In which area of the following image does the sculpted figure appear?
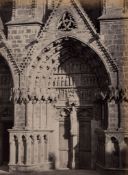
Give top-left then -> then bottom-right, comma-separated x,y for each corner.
114,87 -> 120,103
107,85 -> 115,102
10,88 -> 25,103
70,104 -> 78,136
98,85 -> 117,102
21,88 -> 28,103
120,88 -> 128,103
10,87 -> 14,101
14,88 -> 22,103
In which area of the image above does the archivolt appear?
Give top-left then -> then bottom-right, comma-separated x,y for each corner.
27,37 -> 118,90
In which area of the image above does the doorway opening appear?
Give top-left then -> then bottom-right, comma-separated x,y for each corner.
31,37 -> 111,170
47,37 -> 110,169
0,58 -> 13,167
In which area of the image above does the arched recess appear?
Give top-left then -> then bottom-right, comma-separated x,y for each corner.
27,36 -> 117,87
0,56 -> 14,166
26,37 -> 117,169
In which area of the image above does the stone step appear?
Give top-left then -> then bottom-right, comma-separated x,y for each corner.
0,169 -> 100,175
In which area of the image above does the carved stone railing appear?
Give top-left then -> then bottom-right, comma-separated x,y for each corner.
8,129 -> 53,172
96,129 -> 128,170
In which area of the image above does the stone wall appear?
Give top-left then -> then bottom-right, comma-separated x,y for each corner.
100,20 -> 128,84
0,0 -> 125,172
100,0 -> 128,130
0,0 -> 102,30
7,24 -> 40,66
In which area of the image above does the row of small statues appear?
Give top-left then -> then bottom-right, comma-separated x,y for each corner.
10,86 -> 128,104
10,88 -> 58,104
97,86 -> 128,103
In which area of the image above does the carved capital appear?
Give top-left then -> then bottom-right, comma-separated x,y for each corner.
96,86 -> 128,104
10,88 -> 41,104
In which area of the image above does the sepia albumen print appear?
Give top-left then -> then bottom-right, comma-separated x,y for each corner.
0,0 -> 128,175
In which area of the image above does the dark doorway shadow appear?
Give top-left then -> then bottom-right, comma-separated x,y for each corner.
0,58 -> 14,171
43,37 -> 110,170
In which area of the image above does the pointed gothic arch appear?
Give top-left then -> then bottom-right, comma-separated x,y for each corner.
23,36 -> 118,169
27,37 -> 117,88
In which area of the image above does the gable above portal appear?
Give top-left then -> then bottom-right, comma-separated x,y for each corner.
13,0 -> 117,76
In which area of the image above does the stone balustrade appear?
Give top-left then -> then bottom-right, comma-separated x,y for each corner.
8,129 -> 53,172
96,129 -> 128,169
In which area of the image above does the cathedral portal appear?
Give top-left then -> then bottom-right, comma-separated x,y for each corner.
15,37 -> 110,170
0,0 -> 126,173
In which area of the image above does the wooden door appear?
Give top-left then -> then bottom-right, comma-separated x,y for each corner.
78,109 -> 92,169
59,117 -> 70,169
79,121 -> 91,169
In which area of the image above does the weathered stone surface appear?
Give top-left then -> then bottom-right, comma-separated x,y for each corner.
0,0 -> 127,174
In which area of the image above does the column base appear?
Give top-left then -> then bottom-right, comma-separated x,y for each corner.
9,162 -> 53,173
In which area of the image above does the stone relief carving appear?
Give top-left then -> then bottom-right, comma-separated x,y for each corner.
70,104 -> 78,136
96,85 -> 128,104
58,11 -> 77,31
10,87 -> 59,105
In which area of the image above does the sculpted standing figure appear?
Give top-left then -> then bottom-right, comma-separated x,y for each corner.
70,103 -> 78,169
70,104 -> 78,136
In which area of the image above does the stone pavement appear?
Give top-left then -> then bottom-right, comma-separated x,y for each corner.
1,167 -> 128,175
0,168 -> 100,175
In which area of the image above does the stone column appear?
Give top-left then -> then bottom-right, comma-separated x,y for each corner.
72,135 -> 77,169
120,102 -> 128,130
32,101 -> 36,129
45,101 -> 48,128
13,103 -> 17,128
34,102 -> 40,130
40,136 -> 44,163
34,136 -> 38,164
26,136 -> 31,165
107,101 -> 118,130
9,136 -> 16,165
55,118 -> 60,169
37,136 -> 41,163
40,101 -> 44,129
25,101 -> 33,129
44,135 -> 48,161
18,137 -> 22,165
